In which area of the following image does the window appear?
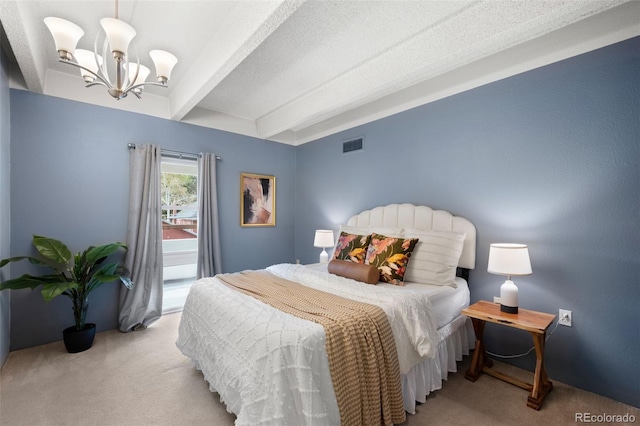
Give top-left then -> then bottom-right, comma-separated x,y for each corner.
161,156 -> 198,313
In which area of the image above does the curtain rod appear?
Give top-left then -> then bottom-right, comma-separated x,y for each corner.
127,143 -> 221,160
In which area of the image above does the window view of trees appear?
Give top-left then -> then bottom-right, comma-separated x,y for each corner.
161,160 -> 198,240
161,158 -> 199,313
162,173 -> 197,216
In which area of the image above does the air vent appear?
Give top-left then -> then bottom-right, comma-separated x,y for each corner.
342,137 -> 364,154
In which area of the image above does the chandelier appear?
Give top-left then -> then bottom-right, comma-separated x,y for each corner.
43,2 -> 177,100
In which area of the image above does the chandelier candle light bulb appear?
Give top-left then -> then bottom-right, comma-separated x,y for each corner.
73,49 -> 103,83
100,17 -> 136,56
43,10 -> 177,100
43,17 -> 84,60
124,63 -> 150,95
150,50 -> 179,83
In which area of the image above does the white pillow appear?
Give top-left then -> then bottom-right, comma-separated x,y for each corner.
403,229 -> 466,287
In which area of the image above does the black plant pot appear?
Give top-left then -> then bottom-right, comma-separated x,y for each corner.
62,323 -> 96,353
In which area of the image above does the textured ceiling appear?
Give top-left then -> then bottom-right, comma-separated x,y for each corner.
1,0 -> 638,145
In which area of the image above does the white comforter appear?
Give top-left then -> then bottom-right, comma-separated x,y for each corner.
176,263 -> 439,426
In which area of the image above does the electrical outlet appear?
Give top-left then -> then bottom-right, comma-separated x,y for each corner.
559,309 -> 572,327
493,296 -> 501,304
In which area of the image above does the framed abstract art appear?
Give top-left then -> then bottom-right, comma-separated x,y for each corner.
240,173 -> 276,227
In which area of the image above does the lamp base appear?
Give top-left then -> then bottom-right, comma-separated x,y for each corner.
500,279 -> 519,314
500,304 -> 518,314
319,249 -> 329,264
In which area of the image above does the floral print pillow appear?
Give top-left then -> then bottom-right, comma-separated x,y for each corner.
365,233 -> 419,285
333,232 -> 371,264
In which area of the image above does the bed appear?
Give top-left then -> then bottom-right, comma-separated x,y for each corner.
177,203 -> 476,425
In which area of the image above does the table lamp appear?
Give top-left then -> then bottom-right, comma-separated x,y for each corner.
313,230 -> 334,263
487,243 -> 532,313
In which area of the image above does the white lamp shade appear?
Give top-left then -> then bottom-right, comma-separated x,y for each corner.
314,230 -> 334,248
487,243 -> 532,276
44,17 -> 84,54
150,50 -> 178,80
100,18 -> 136,54
74,49 -> 102,78
125,63 -> 151,85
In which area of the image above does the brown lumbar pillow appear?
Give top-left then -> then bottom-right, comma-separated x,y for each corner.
328,259 -> 380,285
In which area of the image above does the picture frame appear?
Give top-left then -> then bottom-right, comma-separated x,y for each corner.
240,173 -> 276,227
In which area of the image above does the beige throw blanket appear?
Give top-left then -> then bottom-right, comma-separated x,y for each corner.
217,270 -> 406,426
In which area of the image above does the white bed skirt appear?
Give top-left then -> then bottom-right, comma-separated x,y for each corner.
180,297 -> 474,424
401,315 -> 475,414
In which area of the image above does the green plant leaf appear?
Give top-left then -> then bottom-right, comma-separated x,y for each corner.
114,264 -> 131,276
91,262 -> 119,282
1,256 -> 28,268
86,262 -> 132,293
41,282 -> 78,302
33,274 -> 70,283
0,274 -> 48,291
88,263 -> 118,293
32,236 -> 71,265
0,256 -> 50,268
85,243 -> 126,266
93,273 -> 121,283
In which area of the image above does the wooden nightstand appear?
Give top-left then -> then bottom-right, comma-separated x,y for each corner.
462,300 -> 556,410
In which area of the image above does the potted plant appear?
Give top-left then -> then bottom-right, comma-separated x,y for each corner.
0,235 -> 133,353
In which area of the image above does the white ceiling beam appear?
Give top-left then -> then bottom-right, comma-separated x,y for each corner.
0,1 -> 46,93
169,0 -> 306,122
181,107 -> 260,139
291,0 -> 640,146
255,0 -> 629,140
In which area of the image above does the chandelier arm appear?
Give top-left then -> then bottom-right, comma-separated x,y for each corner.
58,59 -> 112,88
96,33 -> 113,87
127,81 -> 167,91
122,81 -> 168,97
129,45 -> 140,90
85,81 -> 109,89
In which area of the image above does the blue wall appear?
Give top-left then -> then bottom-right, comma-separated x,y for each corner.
5,35 -> 639,408
9,91 -> 296,350
295,37 -> 640,407
0,31 -> 11,367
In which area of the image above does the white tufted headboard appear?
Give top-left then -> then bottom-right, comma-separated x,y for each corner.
347,203 -> 476,270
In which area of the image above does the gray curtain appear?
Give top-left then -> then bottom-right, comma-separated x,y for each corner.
196,152 -> 222,278
119,144 -> 164,332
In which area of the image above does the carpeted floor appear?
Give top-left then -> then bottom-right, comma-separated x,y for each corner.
1,313 -> 637,426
